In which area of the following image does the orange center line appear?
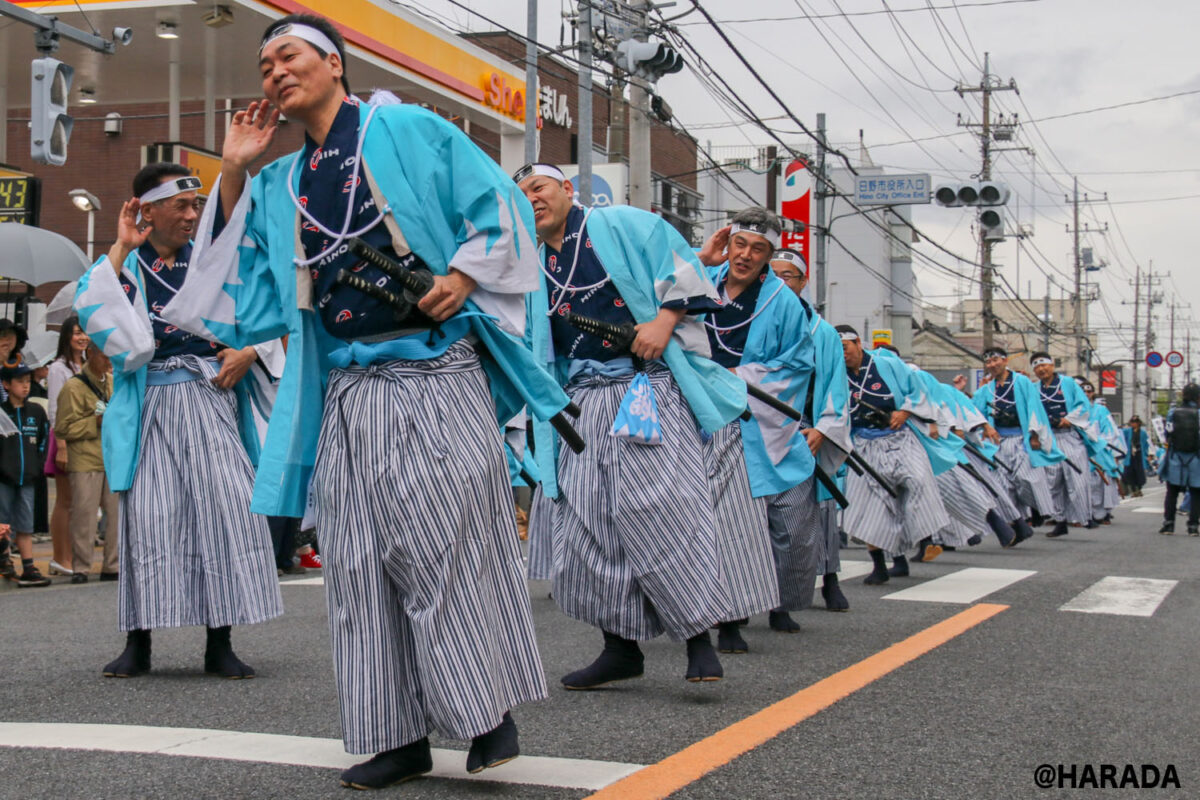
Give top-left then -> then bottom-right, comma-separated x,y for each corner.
585,602 -> 1010,800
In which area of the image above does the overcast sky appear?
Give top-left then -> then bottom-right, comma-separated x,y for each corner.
411,0 -> 1199,370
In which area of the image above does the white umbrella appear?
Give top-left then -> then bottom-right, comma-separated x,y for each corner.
22,330 -> 59,368
0,223 -> 90,285
44,280 -> 79,325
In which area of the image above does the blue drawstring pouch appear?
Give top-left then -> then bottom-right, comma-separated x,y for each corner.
611,372 -> 663,445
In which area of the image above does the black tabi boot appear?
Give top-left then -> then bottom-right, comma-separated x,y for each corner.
1188,523 -> 1199,536
863,549 -> 890,585
1046,520 -> 1070,538
888,554 -> 910,578
684,631 -> 723,682
965,535 -> 983,546
821,572 -> 850,611
1029,509 -> 1046,527
768,608 -> 801,633
561,631 -> 644,690
1159,519 -> 1175,535
204,626 -> 256,679
1085,518 -> 1100,529
716,621 -> 749,653
466,712 -> 519,774
340,737 -> 433,789
102,629 -> 151,678
986,510 -> 1016,548
1012,518 -> 1034,545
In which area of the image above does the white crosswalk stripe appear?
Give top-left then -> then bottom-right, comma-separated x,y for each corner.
882,567 -> 1036,604
0,722 -> 644,791
1060,576 -> 1178,617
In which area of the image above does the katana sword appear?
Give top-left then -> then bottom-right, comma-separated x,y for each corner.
334,242 -> 587,454
564,312 -> 851,509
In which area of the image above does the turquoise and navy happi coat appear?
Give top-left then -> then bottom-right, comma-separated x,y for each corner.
528,204 -> 747,499
155,100 -> 569,517
73,245 -> 277,491
798,297 -> 851,501
705,263 -> 816,497
972,371 -> 1064,467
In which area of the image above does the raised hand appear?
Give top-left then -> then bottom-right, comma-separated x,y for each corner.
106,197 -> 154,273
223,100 -> 280,172
696,225 -> 731,267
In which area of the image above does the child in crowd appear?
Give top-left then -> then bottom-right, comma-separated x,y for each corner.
1,362 -> 51,587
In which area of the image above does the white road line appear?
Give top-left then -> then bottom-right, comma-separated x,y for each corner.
882,568 -> 1036,604
1060,576 -> 1178,617
1132,507 -> 1164,514
281,576 -> 325,586
0,722 -> 644,791
837,560 -> 874,580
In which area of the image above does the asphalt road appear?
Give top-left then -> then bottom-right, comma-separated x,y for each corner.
1,486 -> 1195,799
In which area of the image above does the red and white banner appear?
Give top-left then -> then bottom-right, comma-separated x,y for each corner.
780,159 -> 812,276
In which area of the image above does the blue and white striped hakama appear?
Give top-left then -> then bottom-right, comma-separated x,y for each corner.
526,484 -> 560,581
312,343 -> 546,754
1042,428 -> 1091,524
766,478 -> 822,611
964,447 -> 1021,522
842,428 -> 951,554
995,435 -> 1056,518
553,368 -> 726,642
816,498 -> 841,576
705,422 -> 778,620
934,466 -> 996,545
118,356 -> 282,632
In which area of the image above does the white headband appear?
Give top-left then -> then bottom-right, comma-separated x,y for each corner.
730,222 -> 781,249
1031,356 -> 1054,367
838,331 -> 860,342
770,250 -> 805,271
137,175 -> 203,222
260,23 -> 340,60
513,163 -> 566,184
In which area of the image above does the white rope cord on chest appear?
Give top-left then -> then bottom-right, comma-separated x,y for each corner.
286,103 -> 389,268
544,206 -> 607,316
702,268 -> 786,357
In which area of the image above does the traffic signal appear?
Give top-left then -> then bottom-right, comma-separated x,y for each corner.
979,208 -> 1005,241
31,57 -> 74,166
933,181 -> 1009,208
614,39 -> 684,81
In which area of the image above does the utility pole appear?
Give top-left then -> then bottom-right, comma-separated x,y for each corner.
626,0 -> 652,210
1064,178 -> 1107,382
956,52 -> 1018,352
576,0 -> 593,205
814,112 -> 829,313
1043,278 -> 1051,352
524,0 -> 538,164
1145,265 -> 1163,416
608,70 -> 627,164
1130,264 -> 1140,419
1169,298 -> 1177,406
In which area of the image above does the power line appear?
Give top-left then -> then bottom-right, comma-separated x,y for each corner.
674,0 -> 1041,25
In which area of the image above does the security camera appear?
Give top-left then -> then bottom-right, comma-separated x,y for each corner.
112,27 -> 133,46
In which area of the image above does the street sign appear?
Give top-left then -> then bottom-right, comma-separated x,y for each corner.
1166,350 -> 1184,368
1146,351 -> 1164,368
854,173 -> 931,205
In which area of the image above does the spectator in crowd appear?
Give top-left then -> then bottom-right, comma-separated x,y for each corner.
55,343 -> 119,582
21,332 -> 55,539
0,319 -> 28,403
45,316 -> 89,577
0,362 -> 51,587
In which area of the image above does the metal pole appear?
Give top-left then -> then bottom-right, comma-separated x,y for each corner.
1169,298 -> 1176,406
576,1 -> 593,205
627,0 -> 652,211
1043,278 -> 1051,352
204,27 -> 217,151
85,209 -> 94,261
1073,176 -> 1082,378
524,0 -> 538,164
1132,263 -> 1140,419
815,112 -> 828,313
168,38 -> 181,141
979,53 -> 994,352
